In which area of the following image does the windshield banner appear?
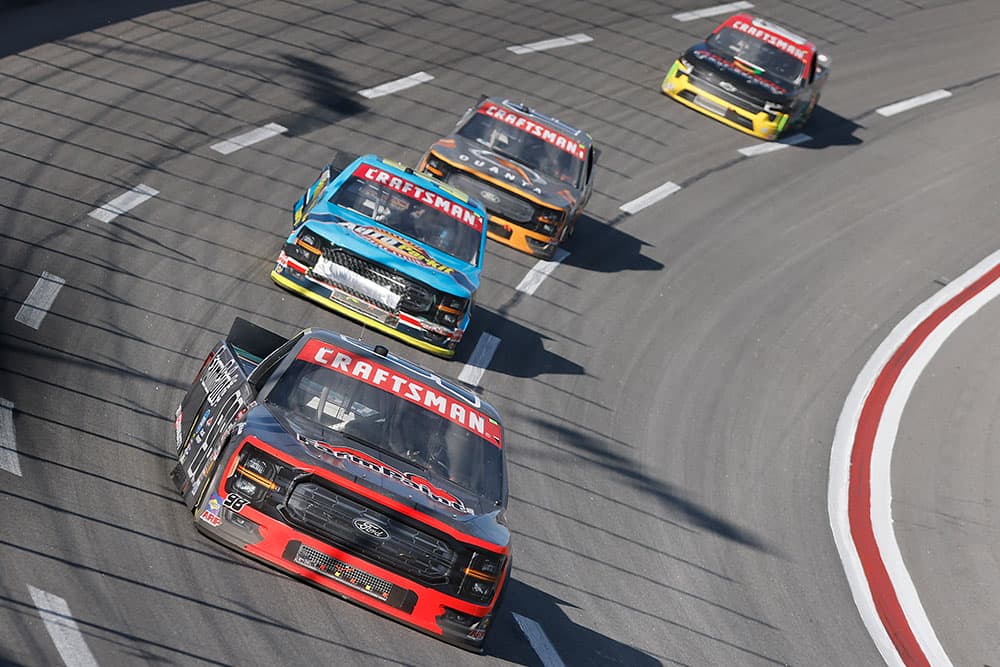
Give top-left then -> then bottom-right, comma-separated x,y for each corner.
298,339 -> 503,447
354,165 -> 483,231
478,102 -> 586,160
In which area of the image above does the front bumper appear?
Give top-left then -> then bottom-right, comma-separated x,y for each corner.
194,447 -> 505,651
485,216 -> 563,259
270,252 -> 463,358
660,61 -> 789,141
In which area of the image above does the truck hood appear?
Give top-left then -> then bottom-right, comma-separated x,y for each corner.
301,210 -> 479,297
431,135 -> 582,210
685,44 -> 800,105
243,407 -> 508,547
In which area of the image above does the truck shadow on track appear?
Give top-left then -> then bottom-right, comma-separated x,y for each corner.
486,577 -> 663,666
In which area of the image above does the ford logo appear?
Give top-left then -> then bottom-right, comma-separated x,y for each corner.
353,517 -> 390,540
719,81 -> 737,93
480,190 -> 501,204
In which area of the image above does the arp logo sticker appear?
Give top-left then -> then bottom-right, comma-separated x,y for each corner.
199,510 -> 222,527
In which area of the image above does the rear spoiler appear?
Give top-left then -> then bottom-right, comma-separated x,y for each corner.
226,318 -> 288,367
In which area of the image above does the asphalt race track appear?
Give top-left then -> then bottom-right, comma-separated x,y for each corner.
2,1 -> 999,665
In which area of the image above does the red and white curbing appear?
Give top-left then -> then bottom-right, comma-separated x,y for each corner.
829,252 -> 1000,666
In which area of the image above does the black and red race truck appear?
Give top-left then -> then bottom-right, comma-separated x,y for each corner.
170,318 -> 510,650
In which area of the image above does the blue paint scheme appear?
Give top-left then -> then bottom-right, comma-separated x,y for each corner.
285,155 -> 486,300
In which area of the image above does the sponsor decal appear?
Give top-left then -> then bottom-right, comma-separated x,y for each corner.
477,103 -> 586,160
223,493 -> 250,513
692,49 -> 787,95
297,339 -> 503,447
208,493 -> 223,513
353,517 -> 390,540
344,223 -> 456,273
719,81 -> 737,93
355,165 -> 484,232
729,19 -> 809,62
457,149 -> 546,195
200,354 -> 241,406
174,405 -> 183,450
306,438 -> 474,515
199,510 -> 222,527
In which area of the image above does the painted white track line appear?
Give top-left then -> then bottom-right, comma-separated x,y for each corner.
513,613 -> 565,667
620,181 -> 681,215
674,1 -> 754,22
0,398 -> 21,477
29,586 -> 99,667
211,122 -> 287,154
358,72 -> 434,99
508,34 -> 593,55
738,132 -> 811,157
88,184 -> 158,223
457,333 -> 501,386
15,271 -> 65,330
828,254 -> 1000,666
876,89 -> 952,117
516,248 -> 570,295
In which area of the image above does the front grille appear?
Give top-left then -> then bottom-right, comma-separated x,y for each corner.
449,172 -> 536,226
285,541 -> 418,612
284,480 -> 457,583
317,247 -> 435,314
293,543 -> 393,601
687,70 -> 770,114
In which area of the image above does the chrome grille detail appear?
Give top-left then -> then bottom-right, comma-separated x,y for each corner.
284,480 -> 457,583
317,247 -> 435,314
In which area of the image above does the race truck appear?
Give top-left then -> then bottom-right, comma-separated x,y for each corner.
661,13 -> 830,140
418,96 -> 597,259
171,318 -> 510,651
271,155 -> 488,358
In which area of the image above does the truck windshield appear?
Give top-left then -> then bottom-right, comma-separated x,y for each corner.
707,27 -> 805,83
264,359 -> 504,503
457,112 -> 585,188
330,176 -> 482,265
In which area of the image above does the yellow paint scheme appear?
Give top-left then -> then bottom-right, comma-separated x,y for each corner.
660,61 -> 789,141
269,270 -> 457,358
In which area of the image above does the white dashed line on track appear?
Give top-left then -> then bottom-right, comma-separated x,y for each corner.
358,72 -> 434,99
673,1 -> 754,22
15,271 -> 65,330
0,398 -> 21,477
737,132 -> 811,157
513,613 -> 566,667
508,34 -> 593,55
211,122 -> 287,154
88,183 -> 158,223
457,333 -> 501,387
516,248 -> 570,295
29,586 -> 99,667
876,89 -> 952,117
620,181 -> 682,215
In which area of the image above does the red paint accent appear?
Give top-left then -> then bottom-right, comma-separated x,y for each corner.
353,164 -> 483,231
476,102 -> 586,161
234,436 -> 508,552
850,261 -> 1000,666
296,338 -> 503,446
212,438 -> 507,639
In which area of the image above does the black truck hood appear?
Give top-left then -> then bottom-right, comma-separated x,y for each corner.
242,406 -> 508,547
685,44 -> 800,105
431,135 -> 581,210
